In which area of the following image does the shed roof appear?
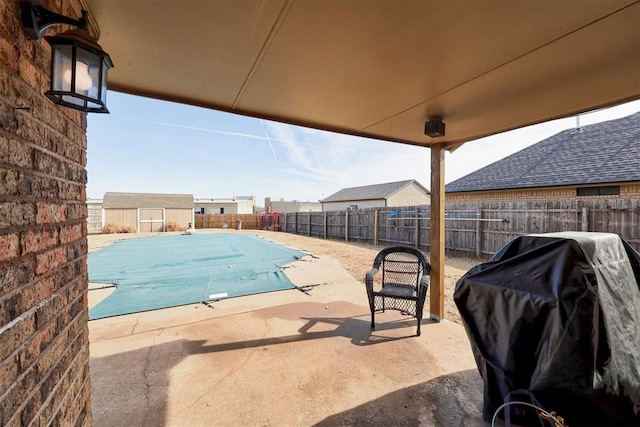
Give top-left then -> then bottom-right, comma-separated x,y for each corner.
446,112 -> 640,193
103,192 -> 194,209
322,179 -> 428,203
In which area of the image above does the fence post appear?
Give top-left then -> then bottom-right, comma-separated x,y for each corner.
323,212 -> 327,239
308,213 -> 311,236
475,209 -> 482,259
345,210 -> 349,242
415,209 -> 420,247
374,209 -> 379,246
581,207 -> 589,232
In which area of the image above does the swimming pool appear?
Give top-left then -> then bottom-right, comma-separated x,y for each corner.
88,233 -> 305,320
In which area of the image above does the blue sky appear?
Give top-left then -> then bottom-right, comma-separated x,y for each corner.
87,93 -> 640,206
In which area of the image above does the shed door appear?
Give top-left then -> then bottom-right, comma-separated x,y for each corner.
139,208 -> 164,232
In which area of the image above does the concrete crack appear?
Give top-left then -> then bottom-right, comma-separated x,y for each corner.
141,330 -> 163,426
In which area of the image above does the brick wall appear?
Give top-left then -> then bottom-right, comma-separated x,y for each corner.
1,1 -> 91,426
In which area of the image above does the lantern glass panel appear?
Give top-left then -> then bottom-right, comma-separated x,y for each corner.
76,47 -> 100,98
62,94 -> 85,107
100,61 -> 109,103
51,44 -> 72,92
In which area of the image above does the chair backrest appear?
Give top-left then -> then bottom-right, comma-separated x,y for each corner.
374,246 -> 429,288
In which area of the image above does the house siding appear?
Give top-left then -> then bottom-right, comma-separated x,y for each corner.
87,200 -> 103,231
194,201 -> 253,214
447,183 -> 640,203
165,208 -> 193,227
0,1 -> 92,425
268,200 -> 322,213
105,209 -> 138,229
387,183 -> 430,207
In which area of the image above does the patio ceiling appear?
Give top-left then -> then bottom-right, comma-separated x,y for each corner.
83,0 -> 640,149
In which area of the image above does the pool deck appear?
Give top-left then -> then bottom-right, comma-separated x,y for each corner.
88,235 -> 485,426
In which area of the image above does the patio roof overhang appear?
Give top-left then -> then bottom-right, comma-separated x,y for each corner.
82,0 -> 640,319
84,0 -> 639,149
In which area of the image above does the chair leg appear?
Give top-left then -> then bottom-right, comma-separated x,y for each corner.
370,310 -> 375,329
416,310 -> 422,336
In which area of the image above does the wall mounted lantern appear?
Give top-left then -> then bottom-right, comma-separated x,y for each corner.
21,2 -> 113,113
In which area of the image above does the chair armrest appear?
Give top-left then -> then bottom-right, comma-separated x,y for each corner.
418,275 -> 430,296
365,267 -> 379,292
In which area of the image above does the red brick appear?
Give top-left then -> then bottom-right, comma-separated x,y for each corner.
66,239 -> 87,263
0,100 -> 18,132
18,321 -> 56,371
66,203 -> 87,222
0,201 -> 11,228
59,224 -> 82,244
35,247 -> 67,276
16,276 -> 54,317
0,232 -> 19,262
0,354 -> 18,394
0,312 -> 36,361
0,134 -> 8,161
36,203 -> 67,224
18,54 -> 44,93
29,174 -> 58,199
8,138 -> 33,168
34,277 -> 55,303
0,256 -> 36,294
0,167 -> 19,195
21,228 -> 59,254
21,387 -> 42,427
34,291 -> 63,330
0,36 -> 18,73
11,201 -> 36,227
36,329 -> 66,377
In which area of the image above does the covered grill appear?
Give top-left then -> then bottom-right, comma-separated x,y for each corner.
454,232 -> 640,426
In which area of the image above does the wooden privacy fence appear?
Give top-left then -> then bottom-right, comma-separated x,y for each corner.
194,214 -> 261,229
280,199 -> 640,258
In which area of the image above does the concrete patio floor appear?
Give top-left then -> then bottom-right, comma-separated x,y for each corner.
88,235 -> 484,426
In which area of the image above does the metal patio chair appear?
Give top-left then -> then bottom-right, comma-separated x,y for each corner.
366,246 -> 430,336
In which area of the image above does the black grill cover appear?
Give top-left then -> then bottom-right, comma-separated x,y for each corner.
454,232 -> 640,426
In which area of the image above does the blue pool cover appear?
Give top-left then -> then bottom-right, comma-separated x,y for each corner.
88,233 -> 305,320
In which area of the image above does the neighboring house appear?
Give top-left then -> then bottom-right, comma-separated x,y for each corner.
86,198 -> 104,232
321,179 -> 430,211
194,196 -> 256,214
264,197 -> 322,213
103,192 -> 194,232
446,112 -> 640,202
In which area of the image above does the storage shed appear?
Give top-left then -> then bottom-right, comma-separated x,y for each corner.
321,179 -> 429,211
103,192 -> 194,232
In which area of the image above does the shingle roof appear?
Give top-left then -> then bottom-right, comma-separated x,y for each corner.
322,179 -> 428,202
446,112 -> 640,193
103,192 -> 194,209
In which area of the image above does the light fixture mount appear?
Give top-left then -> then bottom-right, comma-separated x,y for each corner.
21,2 -> 113,113
21,2 -> 87,40
424,116 -> 445,138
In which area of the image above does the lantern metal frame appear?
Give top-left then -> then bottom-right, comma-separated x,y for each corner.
21,2 -> 113,113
